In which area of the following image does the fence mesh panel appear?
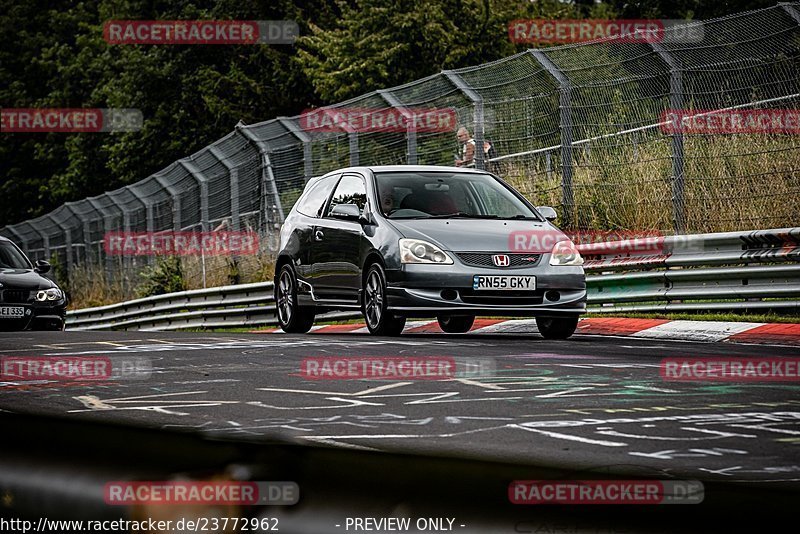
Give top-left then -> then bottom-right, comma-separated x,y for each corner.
1,3 -> 798,301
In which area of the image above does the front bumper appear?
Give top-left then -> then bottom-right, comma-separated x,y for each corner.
384,261 -> 586,318
0,302 -> 66,331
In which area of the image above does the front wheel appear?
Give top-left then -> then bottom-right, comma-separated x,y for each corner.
437,315 -> 475,333
363,263 -> 406,336
536,316 -> 579,339
276,264 -> 315,333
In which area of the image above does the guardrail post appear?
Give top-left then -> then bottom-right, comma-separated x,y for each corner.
349,130 -> 359,166
529,50 -> 575,228
85,197 -> 114,282
153,173 -> 182,231
106,191 -> 135,290
237,125 -> 286,228
442,70 -> 485,170
6,226 -> 28,257
63,227 -> 72,273
377,89 -> 418,165
209,145 -> 240,232
82,216 -> 92,264
278,117 -> 314,182
29,220 -> 50,262
179,159 -> 210,232
62,203 -> 83,270
44,214 -> 65,275
650,41 -> 686,234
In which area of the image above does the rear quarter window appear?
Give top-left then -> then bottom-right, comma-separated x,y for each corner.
295,175 -> 338,217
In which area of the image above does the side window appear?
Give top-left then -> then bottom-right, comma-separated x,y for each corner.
295,174 -> 338,217
326,175 -> 367,216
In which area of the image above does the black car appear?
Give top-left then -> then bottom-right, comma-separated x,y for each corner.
0,236 -> 67,331
274,166 -> 586,338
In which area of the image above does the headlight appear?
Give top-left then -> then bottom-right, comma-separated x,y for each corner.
549,240 -> 584,266
35,288 -> 63,301
399,239 -> 453,264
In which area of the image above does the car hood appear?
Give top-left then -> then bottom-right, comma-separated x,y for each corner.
386,219 -> 568,253
0,269 -> 56,290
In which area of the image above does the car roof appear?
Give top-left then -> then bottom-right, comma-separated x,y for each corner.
316,165 -> 490,178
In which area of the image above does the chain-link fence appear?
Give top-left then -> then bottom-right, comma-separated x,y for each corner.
2,3 -> 799,304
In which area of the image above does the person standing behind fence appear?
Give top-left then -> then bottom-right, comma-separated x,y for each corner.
455,127 -> 476,167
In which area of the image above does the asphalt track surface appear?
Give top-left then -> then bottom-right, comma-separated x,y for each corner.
1,328 -> 799,491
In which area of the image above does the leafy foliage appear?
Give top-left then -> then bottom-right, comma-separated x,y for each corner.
2,0 -> 723,225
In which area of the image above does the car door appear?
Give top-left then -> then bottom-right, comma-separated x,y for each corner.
291,174 -> 340,285
308,173 -> 368,302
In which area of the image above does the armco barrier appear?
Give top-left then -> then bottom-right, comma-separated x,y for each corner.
65,227 -> 800,330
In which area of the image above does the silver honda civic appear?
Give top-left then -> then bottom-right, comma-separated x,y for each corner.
274,166 -> 586,338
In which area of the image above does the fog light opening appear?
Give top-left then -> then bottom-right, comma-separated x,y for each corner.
545,290 -> 561,302
441,289 -> 458,301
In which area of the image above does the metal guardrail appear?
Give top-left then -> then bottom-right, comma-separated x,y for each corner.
66,227 -> 800,330
582,227 -> 800,314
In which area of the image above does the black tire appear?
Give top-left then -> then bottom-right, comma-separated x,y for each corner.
437,314 -> 475,333
275,264 -> 315,333
536,316 -> 579,339
363,263 -> 406,336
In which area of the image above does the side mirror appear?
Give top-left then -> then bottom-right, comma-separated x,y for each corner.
330,203 -> 363,221
536,206 -> 558,222
34,259 -> 51,274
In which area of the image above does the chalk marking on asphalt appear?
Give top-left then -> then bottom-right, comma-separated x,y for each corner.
256,382 -> 411,397
452,377 -> 505,390
508,424 -> 627,446
727,423 -> 800,435
300,437 -> 381,451
294,425 -> 512,440
537,387 -> 598,398
246,397 -> 385,410
445,416 -> 515,423
596,428 -> 754,441
68,391 -> 240,414
360,391 -> 524,405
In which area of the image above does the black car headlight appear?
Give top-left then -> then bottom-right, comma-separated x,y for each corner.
35,288 -> 64,301
549,240 -> 584,266
399,239 -> 453,265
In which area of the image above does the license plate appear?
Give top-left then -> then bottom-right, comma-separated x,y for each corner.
0,306 -> 24,318
472,275 -> 536,291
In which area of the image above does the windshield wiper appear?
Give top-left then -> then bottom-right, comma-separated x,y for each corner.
503,214 -> 542,221
426,212 -> 499,219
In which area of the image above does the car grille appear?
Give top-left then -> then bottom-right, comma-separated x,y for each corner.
456,252 -> 541,269
0,290 -> 30,303
459,289 -> 544,306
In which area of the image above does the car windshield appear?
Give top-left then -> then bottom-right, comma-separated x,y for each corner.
374,171 -> 541,220
0,241 -> 32,269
